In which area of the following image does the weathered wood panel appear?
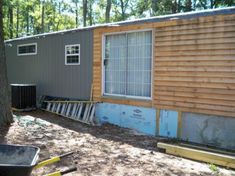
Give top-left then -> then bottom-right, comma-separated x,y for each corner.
154,14 -> 235,117
93,13 -> 235,117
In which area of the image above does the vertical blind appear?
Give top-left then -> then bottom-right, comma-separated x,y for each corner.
104,31 -> 152,98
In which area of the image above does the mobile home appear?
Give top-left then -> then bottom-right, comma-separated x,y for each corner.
6,7 -> 235,150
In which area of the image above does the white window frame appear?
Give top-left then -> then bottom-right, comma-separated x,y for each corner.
65,44 -> 80,65
102,29 -> 154,100
17,43 -> 37,56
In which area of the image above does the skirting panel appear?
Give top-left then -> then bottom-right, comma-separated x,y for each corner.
95,103 -> 157,135
181,112 -> 235,150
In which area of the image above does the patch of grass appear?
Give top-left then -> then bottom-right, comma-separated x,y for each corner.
209,164 -> 219,174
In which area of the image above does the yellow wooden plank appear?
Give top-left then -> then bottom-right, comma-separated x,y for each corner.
180,143 -> 235,156
177,111 -> 182,138
157,142 -> 235,169
156,109 -> 160,136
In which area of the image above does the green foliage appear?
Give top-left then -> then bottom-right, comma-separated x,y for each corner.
209,164 -> 219,174
2,0 -> 235,40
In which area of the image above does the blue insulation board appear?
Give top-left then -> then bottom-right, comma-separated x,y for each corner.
95,103 -> 157,135
159,110 -> 178,138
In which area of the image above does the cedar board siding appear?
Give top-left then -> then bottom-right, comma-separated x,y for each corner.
92,14 -> 235,117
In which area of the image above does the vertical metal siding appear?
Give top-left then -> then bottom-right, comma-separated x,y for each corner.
6,29 -> 93,100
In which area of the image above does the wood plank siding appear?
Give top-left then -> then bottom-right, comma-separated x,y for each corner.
92,13 -> 235,117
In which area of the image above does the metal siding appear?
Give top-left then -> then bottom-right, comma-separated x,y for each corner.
6,30 -> 93,100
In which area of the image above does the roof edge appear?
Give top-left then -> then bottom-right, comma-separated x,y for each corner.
5,6 -> 235,43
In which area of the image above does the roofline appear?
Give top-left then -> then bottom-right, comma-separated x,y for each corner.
5,6 -> 235,43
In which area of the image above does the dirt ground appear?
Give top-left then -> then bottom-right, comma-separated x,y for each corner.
0,110 -> 234,176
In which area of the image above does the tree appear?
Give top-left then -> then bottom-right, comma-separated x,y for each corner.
83,0 -> 87,26
88,0 -> 94,26
120,0 -> 129,20
0,0 -> 13,127
41,0 -> 45,33
151,0 -> 158,15
16,3 -> 19,37
8,1 -> 13,38
105,0 -> 112,22
72,0 -> 79,27
184,0 -> 192,12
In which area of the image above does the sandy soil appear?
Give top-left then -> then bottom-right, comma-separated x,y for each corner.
0,110 -> 234,176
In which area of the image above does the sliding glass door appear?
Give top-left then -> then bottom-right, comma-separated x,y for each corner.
104,30 -> 152,99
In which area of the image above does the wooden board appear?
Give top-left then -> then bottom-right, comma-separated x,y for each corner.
157,142 -> 235,169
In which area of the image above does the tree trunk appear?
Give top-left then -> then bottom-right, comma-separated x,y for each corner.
120,0 -> 125,20
0,0 -> 13,127
8,3 -> 13,39
88,1 -> 93,26
105,0 -> 112,23
151,0 -> 157,15
172,0 -> 177,13
75,2 -> 78,27
83,0 -> 87,27
41,0 -> 45,33
184,0 -> 192,12
16,6 -> 19,38
210,0 -> 214,8
26,0 -> 29,35
178,0 -> 181,12
57,1 -> 61,31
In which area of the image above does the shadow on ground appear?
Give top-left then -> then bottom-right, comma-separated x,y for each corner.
0,126 -> 10,144
13,110 -> 168,152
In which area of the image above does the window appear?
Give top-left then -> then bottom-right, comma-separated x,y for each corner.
17,43 -> 37,56
65,44 -> 80,65
103,30 -> 152,99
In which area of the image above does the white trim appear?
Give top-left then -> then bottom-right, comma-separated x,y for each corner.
65,44 -> 80,66
101,35 -> 105,99
103,93 -> 152,101
17,43 -> 37,56
102,29 -> 153,100
103,28 -> 154,36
